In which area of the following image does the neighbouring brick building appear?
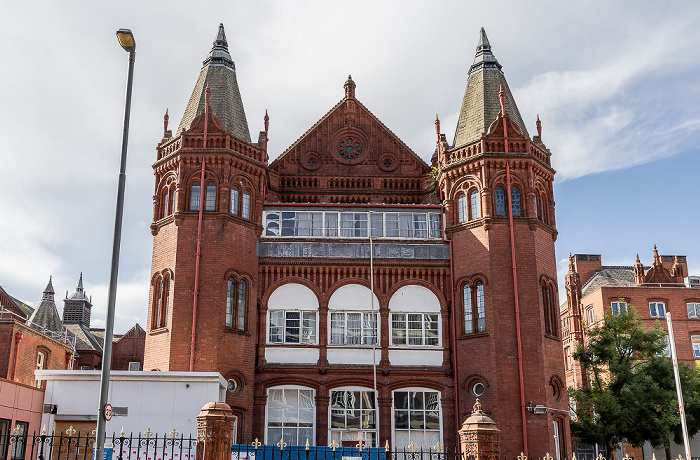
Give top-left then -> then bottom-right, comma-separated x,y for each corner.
561,249 -> 700,458
143,25 -> 569,458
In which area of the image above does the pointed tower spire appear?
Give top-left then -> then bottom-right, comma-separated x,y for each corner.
177,23 -> 251,142
653,244 -> 662,266
77,272 -> 84,292
453,28 -> 528,148
42,276 -> 55,301
536,115 -> 542,138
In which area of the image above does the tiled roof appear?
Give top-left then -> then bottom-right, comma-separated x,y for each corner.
177,24 -> 251,142
581,266 -> 637,297
64,323 -> 103,352
27,279 -> 63,333
453,28 -> 528,148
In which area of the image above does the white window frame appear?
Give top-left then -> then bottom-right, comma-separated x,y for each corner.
34,351 -> 46,388
649,302 -> 666,318
587,306 -> 595,325
265,386 -> 315,446
611,301 -> 627,316
329,311 -> 378,346
687,302 -> 700,319
391,388 -> 442,450
329,387 -> 378,447
268,310 -> 317,345
692,336 -> 700,359
128,361 -> 140,371
390,313 -> 440,347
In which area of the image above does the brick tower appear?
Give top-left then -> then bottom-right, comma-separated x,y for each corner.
434,28 -> 568,457
144,24 -> 266,432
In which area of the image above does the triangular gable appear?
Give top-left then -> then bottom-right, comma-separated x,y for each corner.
270,96 -> 430,177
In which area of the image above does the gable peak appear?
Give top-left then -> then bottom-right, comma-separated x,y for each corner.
344,75 -> 356,99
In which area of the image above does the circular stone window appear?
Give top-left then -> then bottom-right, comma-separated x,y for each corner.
301,151 -> 322,171
227,379 -> 238,392
334,135 -> 367,164
378,152 -> 399,172
472,382 -> 485,397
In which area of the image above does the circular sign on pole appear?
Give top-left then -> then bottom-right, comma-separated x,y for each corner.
104,404 -> 113,421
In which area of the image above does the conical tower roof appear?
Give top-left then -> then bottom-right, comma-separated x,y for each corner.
453,28 -> 528,148
27,276 -> 63,333
177,23 -> 251,142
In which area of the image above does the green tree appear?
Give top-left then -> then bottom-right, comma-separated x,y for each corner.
569,307 -> 682,458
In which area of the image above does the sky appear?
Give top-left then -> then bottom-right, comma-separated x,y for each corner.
1,2 -> 699,333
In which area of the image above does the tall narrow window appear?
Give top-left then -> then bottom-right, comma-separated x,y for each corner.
475,281 -> 485,332
190,182 -> 201,211
463,282 -> 486,334
242,191 -> 251,219
205,182 -> 216,211
11,422 -> 27,460
163,188 -> 170,218
161,275 -> 170,327
155,279 -> 163,328
226,278 -> 235,328
34,351 -> 46,388
0,419 -> 9,460
495,186 -> 506,216
237,280 -> 247,331
543,284 -> 558,336
463,284 -> 472,334
511,186 -> 521,216
469,189 -> 480,220
231,186 -> 239,215
457,194 -> 467,222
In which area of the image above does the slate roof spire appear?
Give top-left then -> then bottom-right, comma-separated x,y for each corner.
27,276 -> 63,333
453,28 -> 529,148
177,23 -> 251,142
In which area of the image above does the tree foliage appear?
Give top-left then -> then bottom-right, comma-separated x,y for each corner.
569,307 -> 700,459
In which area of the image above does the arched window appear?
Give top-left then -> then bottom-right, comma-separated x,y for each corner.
463,280 -> 486,334
537,193 -> 543,222
152,274 -> 169,330
494,186 -> 506,216
190,182 -> 201,211
231,186 -> 239,215
457,194 -> 467,222
226,277 -> 235,328
237,279 -> 247,331
469,189 -> 480,220
205,182 -> 216,211
242,191 -> 251,219
511,186 -> 521,216
163,188 -> 170,218
543,282 -> 558,337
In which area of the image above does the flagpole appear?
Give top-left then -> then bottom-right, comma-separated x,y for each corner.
666,312 -> 691,460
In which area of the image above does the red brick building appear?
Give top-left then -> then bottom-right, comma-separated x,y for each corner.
143,25 -> 569,458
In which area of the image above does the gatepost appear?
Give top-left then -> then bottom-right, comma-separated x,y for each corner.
459,399 -> 501,460
196,402 -> 236,460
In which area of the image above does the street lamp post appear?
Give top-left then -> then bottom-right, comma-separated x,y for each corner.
95,28 -> 135,460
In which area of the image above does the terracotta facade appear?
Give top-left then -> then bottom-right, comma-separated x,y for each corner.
143,25 -> 569,459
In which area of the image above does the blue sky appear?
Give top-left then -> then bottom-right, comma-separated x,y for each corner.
0,1 -> 698,332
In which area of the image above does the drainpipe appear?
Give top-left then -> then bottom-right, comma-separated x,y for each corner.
505,132 -> 528,454
442,203 -> 461,445
190,86 -> 210,372
12,331 -> 23,381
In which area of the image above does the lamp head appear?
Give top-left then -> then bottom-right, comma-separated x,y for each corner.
116,29 -> 135,52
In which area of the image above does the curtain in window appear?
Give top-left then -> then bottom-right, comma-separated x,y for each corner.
190,182 -> 201,211
237,280 -> 246,330
470,189 -> 480,220
231,186 -> 239,214
495,186 -> 506,216
266,388 -> 314,446
458,194 -> 467,222
205,182 -> 216,211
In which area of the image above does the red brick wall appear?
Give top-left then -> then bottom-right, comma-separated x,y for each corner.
112,326 -> 146,370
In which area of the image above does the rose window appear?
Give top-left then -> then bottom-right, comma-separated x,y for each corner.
337,137 -> 363,161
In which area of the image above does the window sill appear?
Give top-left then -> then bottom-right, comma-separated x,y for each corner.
266,343 -> 319,347
149,327 -> 169,335
388,345 -> 442,349
327,344 -> 378,348
224,327 -> 249,336
459,331 -> 489,340
545,333 -> 561,341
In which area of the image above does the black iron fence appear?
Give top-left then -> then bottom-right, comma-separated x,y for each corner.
6,430 -> 196,460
